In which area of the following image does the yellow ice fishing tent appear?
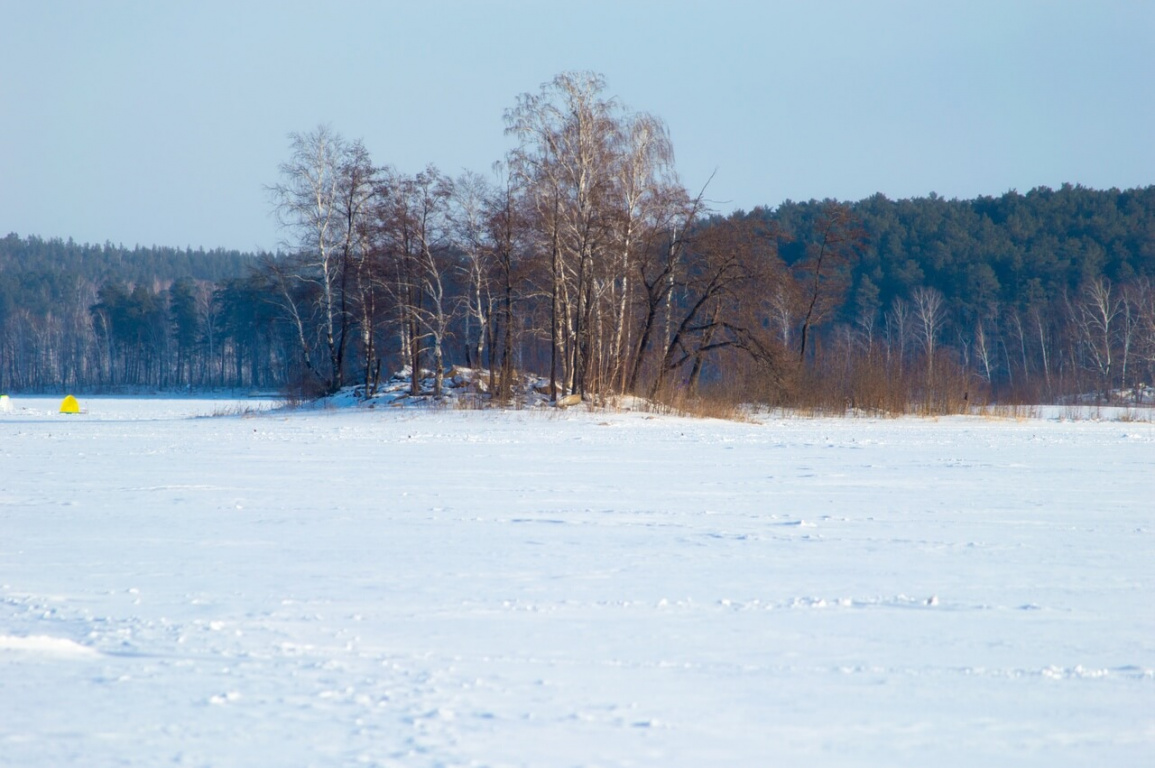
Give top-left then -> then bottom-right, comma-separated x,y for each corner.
60,394 -> 81,414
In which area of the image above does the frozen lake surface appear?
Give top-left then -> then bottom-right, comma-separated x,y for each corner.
1,397 -> 1152,766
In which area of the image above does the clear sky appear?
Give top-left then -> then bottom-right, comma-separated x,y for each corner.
2,0 -> 1153,252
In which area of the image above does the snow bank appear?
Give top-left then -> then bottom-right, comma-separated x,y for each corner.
0,635 -> 100,658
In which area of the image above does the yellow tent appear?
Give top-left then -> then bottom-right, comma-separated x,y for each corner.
60,394 -> 81,414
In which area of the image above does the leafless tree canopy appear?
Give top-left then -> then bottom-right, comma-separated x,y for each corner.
256,74 -> 807,402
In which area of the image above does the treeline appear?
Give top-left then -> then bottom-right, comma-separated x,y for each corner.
0,233 -> 252,288
2,72 -> 1153,407
0,234 -> 271,391
747,186 -> 1155,406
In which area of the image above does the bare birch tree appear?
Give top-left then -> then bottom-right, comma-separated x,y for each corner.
334,140 -> 382,393
449,170 -> 494,370
1072,277 -> 1122,399
506,71 -> 697,399
268,125 -> 351,392
912,286 -> 945,383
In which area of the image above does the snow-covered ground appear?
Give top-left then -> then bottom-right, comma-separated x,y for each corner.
1,396 -> 1152,767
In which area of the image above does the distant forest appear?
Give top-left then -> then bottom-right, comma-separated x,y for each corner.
2,73 -> 1153,409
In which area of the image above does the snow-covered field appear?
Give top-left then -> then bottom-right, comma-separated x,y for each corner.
1,396 -> 1152,767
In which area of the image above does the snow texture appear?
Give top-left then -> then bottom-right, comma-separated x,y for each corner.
1,396 -> 1152,766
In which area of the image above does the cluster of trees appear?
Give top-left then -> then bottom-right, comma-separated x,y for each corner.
2,73 -> 1153,409
263,73 -> 792,402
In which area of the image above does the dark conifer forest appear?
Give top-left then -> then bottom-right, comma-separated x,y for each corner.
3,74 -> 1153,409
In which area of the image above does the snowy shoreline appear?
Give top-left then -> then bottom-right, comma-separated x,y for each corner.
1,398 -> 1152,766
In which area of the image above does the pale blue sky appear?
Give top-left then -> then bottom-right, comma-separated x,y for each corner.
2,0 -> 1152,252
